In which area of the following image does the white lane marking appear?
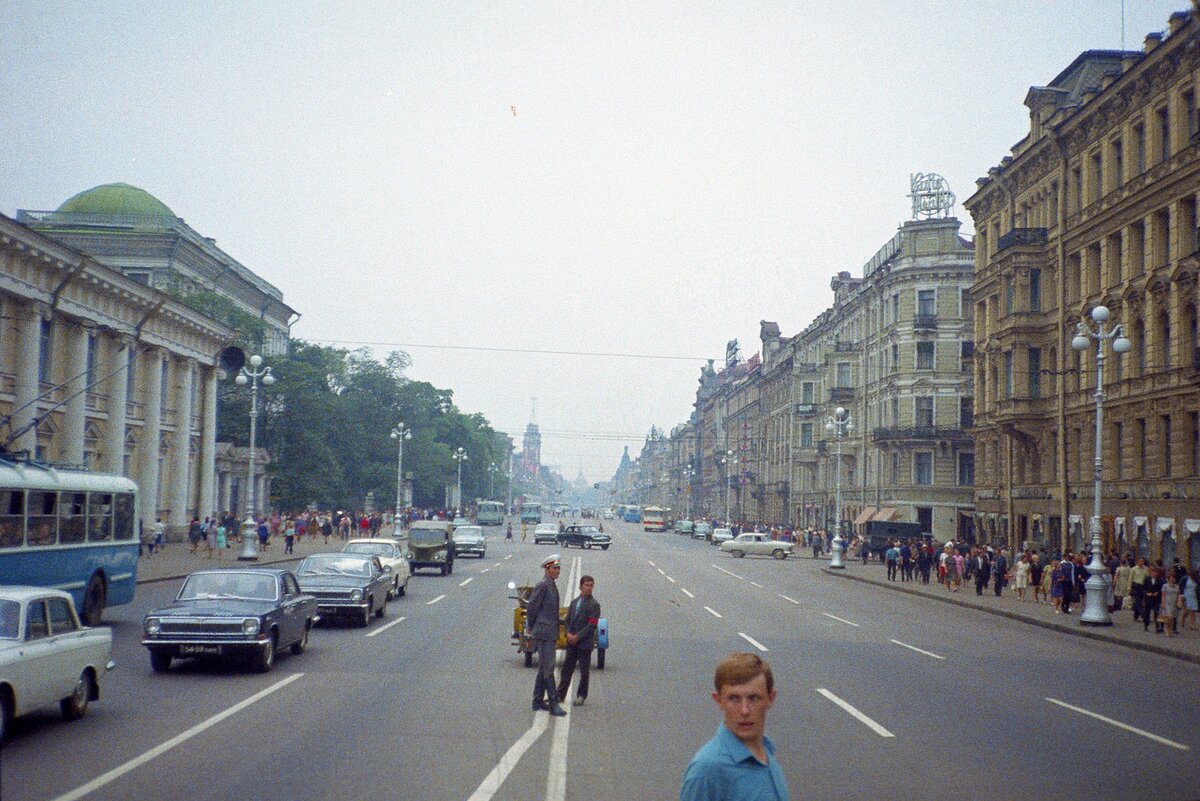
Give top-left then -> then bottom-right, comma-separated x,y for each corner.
426,594 -> 447,605
822,612 -> 859,627
50,674 -> 304,801
481,568 -> 490,573
816,688 -> 895,738
681,588 -> 695,598
704,606 -> 723,618
366,616 -> 407,637
665,576 -> 676,583
546,685 -> 572,801
503,555 -> 512,561
738,632 -> 769,652
656,568 -> 665,576
890,639 -> 945,660
459,577 -> 474,587
466,714 -> 551,801
711,564 -> 745,580
648,560 -> 656,567
778,594 -> 800,604
1045,698 -> 1189,750
749,581 -> 763,588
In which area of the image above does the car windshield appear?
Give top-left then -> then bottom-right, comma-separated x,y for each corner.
299,555 -> 371,576
575,527 -> 599,535
536,525 -> 557,533
0,599 -> 20,638
410,528 -> 447,543
456,527 -> 483,538
178,573 -> 278,601
344,542 -> 393,557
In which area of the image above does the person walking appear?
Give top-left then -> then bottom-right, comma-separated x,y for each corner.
991,548 -> 1009,597
506,522 -> 514,543
884,542 -> 899,582
1059,557 -> 1076,614
1141,566 -> 1164,632
1030,553 -> 1044,603
1013,554 -> 1031,601
1161,572 -> 1180,637
972,550 -> 989,596
214,520 -> 227,558
1113,557 -> 1132,612
525,554 -> 566,716
556,574 -> 601,707
680,652 -> 789,801
1181,569 -> 1199,631
284,517 -> 296,555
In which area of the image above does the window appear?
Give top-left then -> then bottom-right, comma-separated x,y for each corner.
1154,208 -> 1171,267
836,362 -> 850,388
890,453 -> 900,484
1071,165 -> 1083,212
1158,106 -> 1170,162
960,340 -> 973,372
960,287 -> 971,318
891,294 -> 900,323
1005,276 -> 1014,314
1067,253 -> 1082,301
85,334 -> 97,390
917,289 -> 936,317
890,397 -> 899,427
1186,89 -> 1198,140
48,597 -> 77,634
1108,232 -> 1123,286
801,382 -> 814,404
1029,268 -> 1042,311
800,423 -> 813,447
1049,181 -> 1059,222
1159,313 -> 1171,370
1112,139 -> 1123,188
1028,347 -> 1042,398
38,319 -> 53,384
1162,415 -> 1173,477
1134,123 -> 1146,174
1086,243 -> 1102,295
916,341 -> 935,370
1137,418 -> 1147,477
957,453 -> 975,486
59,492 -> 86,544
1191,412 -> 1199,475
1114,421 -> 1124,478
914,452 -> 933,485
1129,221 -> 1146,276
915,396 -> 934,428
160,359 -> 170,411
960,396 -> 973,429
890,343 -> 899,372
25,601 -> 49,641
1090,151 -> 1103,202
1004,351 -> 1014,397
1134,320 -> 1146,375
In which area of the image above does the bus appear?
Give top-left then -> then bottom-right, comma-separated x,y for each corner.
642,506 -> 671,532
620,504 -> 642,524
476,500 -> 506,526
0,458 -> 139,625
520,502 -> 542,524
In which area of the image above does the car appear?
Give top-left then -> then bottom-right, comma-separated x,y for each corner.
0,587 -> 114,741
712,528 -> 734,545
693,522 -> 713,541
580,508 -> 595,518
343,539 -> 411,597
533,523 -> 560,544
452,525 -> 487,558
142,569 -> 317,674
452,516 -> 470,528
719,533 -> 793,560
674,519 -> 694,536
408,520 -> 455,575
601,509 -> 614,520
557,524 -> 611,550
295,554 -> 392,626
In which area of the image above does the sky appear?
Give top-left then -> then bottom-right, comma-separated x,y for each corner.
0,0 -> 1188,482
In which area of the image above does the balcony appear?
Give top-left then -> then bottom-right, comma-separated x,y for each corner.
794,403 -> 818,416
829,387 -> 855,403
997,227 -> 1048,252
913,315 -> 938,330
871,426 -> 970,443
833,340 -> 858,353
795,362 -> 820,374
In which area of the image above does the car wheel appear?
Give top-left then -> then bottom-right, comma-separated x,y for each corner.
731,549 -> 745,558
773,549 -> 787,560
524,650 -> 533,668
596,648 -> 606,670
585,542 -> 591,550
291,622 -> 310,655
253,633 -> 276,673
81,574 -> 106,626
149,648 -> 173,673
361,602 -> 372,627
60,670 -> 94,720
376,596 -> 387,618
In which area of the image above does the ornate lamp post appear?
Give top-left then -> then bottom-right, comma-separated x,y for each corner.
824,406 -> 852,569
720,450 -> 733,525
452,447 -> 469,512
236,354 -> 274,561
391,423 -> 412,533
1071,305 -> 1131,626
488,461 -> 498,499
682,465 -> 696,518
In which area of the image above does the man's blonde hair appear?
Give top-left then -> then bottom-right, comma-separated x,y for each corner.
714,652 -> 773,694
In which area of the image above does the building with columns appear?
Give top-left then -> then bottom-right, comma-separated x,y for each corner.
0,212 -> 233,537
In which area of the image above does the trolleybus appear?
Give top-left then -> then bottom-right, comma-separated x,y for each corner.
476,500 -> 506,526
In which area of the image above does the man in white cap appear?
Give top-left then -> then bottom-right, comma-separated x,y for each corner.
526,554 -> 566,716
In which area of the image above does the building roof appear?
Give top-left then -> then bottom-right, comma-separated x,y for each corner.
56,182 -> 176,218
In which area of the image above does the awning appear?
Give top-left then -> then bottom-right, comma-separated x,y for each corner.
1156,517 -> 1175,533
852,508 -> 876,526
871,507 -> 898,522
1185,519 -> 1200,535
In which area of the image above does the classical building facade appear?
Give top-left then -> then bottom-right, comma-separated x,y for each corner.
965,8 -> 1200,564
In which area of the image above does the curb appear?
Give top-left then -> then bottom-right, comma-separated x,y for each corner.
136,552 -> 302,586
821,567 -> 1200,666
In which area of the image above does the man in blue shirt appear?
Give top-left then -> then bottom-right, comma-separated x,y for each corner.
681,653 -> 789,801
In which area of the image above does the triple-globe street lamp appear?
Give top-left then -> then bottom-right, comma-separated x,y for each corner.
452,447 -> 469,512
825,406 -> 852,569
720,450 -> 734,525
235,355 -> 274,561
390,423 -> 412,532
1071,305 -> 1132,627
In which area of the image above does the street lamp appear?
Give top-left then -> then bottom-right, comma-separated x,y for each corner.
452,447 -> 469,512
682,465 -> 696,518
488,461 -> 498,499
720,450 -> 733,525
824,406 -> 852,569
391,423 -> 412,533
235,354 -> 274,561
1071,305 -> 1131,626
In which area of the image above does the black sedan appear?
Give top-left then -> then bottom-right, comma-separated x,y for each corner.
295,553 -> 392,627
557,524 -> 611,550
142,568 -> 319,673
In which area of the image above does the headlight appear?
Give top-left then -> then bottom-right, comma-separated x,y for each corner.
144,617 -> 161,635
242,618 -> 260,635
350,589 -> 363,601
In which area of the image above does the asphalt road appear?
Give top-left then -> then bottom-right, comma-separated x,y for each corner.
4,518 -> 1199,801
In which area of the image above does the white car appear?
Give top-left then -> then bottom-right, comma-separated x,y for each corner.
343,539 -> 411,598
452,525 -> 487,558
533,523 -> 559,544
601,509 -> 614,520
719,533 -> 792,559
711,528 -> 734,545
0,586 -> 115,742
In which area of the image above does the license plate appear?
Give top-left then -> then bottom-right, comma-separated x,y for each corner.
180,644 -> 222,655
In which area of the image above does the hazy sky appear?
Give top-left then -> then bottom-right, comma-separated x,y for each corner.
0,1 -> 1187,481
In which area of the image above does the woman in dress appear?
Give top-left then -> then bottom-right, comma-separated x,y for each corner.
1050,560 -> 1064,613
1013,554 -> 1031,601
1113,557 -> 1132,613
1181,569 -> 1199,632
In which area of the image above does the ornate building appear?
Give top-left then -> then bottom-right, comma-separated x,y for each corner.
965,7 -> 1200,563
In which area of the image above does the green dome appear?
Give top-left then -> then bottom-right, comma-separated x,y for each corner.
56,183 -> 175,218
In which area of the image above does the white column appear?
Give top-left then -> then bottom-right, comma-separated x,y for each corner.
61,323 -> 88,465
11,303 -> 43,456
221,471 -> 233,517
198,365 -> 218,519
168,358 -> 194,529
139,349 -> 165,534
104,336 -> 132,475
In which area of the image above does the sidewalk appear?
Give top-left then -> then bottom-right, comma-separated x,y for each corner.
821,558 -> 1200,665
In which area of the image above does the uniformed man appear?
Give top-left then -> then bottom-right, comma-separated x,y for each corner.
526,554 -> 566,716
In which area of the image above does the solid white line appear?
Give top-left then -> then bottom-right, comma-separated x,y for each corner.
665,576 -> 676,583
50,674 -> 304,801
656,568 -> 665,576
816,688 -> 894,738
466,714 -> 550,801
704,606 -> 723,618
1045,698 -> 1189,750
778,594 -> 800,604
738,632 -> 769,652
426,594 -> 447,605
545,685 -> 572,801
822,612 -> 859,627
749,581 -> 763,588
459,577 -> 474,587
681,588 -> 695,598
366,615 -> 407,637
711,564 -> 745,580
890,639 -> 945,660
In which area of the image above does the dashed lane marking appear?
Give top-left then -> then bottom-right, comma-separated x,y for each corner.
481,568 -> 490,573
665,576 -> 676,583
738,632 -> 768,652
681,588 -> 695,598
367,616 -> 407,637
656,568 -> 665,576
711,564 -> 746,580
890,639 -> 945,660
426,594 -> 447,605
749,581 -> 763,588
704,606 -> 723,618
459,577 -> 474,587
1045,698 -> 1189,750
822,612 -> 859,627
778,594 -> 800,604
816,688 -> 894,738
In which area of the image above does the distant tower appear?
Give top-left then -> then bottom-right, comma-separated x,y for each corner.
522,397 -> 541,478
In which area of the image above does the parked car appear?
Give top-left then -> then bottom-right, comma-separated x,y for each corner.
600,509 -> 614,520
142,569 -> 317,673
719,533 -> 792,559
452,525 -> 487,558
0,587 -> 114,741
674,519 -> 694,536
711,528 -> 734,545
533,523 -> 560,544
407,520 -> 455,575
693,522 -> 713,541
557,524 -> 611,550
296,554 -> 391,626
343,539 -> 411,597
